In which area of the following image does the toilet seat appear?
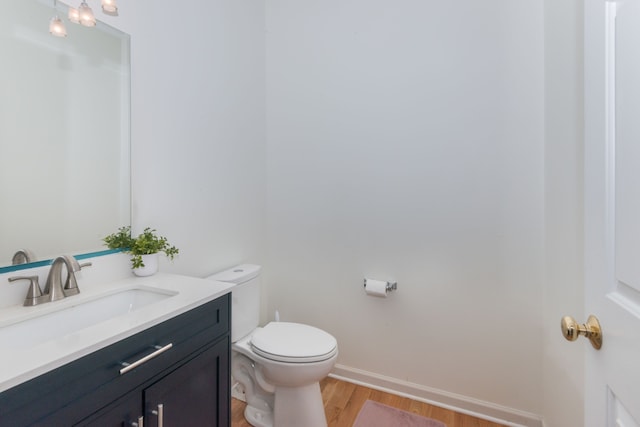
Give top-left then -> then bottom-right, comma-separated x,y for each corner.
250,322 -> 337,363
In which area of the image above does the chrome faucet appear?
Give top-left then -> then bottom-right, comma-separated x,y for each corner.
43,255 -> 82,302
11,249 -> 35,265
8,255 -> 91,306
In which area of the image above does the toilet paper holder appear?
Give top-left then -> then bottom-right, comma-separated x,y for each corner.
363,279 -> 397,292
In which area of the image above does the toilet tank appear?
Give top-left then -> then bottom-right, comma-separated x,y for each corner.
207,264 -> 261,342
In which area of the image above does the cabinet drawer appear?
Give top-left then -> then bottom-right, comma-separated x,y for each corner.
0,293 -> 230,426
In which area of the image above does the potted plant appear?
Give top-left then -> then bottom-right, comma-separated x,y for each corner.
103,226 -> 179,276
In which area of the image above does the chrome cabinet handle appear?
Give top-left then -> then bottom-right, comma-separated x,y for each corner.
131,416 -> 144,427
119,343 -> 173,375
151,404 -> 164,427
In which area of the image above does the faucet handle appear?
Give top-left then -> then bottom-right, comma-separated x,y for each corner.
8,276 -> 44,306
64,261 -> 92,295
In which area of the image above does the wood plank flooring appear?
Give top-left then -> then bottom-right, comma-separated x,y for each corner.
231,376 -> 506,427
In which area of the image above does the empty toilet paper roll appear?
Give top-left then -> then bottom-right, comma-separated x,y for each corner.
364,279 -> 388,297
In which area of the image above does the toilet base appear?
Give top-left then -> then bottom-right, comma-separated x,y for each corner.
245,404 -> 274,427
274,382 -> 327,427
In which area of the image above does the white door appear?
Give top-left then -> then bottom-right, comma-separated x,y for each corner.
584,0 -> 640,426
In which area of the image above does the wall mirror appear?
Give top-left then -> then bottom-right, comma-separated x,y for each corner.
0,0 -> 130,272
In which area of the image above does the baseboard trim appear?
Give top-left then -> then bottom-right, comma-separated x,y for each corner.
330,364 -> 544,427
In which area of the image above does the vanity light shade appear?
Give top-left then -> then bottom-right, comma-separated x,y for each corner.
78,1 -> 96,27
101,0 -> 118,14
68,7 -> 80,24
49,15 -> 67,37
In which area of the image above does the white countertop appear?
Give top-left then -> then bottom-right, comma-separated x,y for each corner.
0,273 -> 234,393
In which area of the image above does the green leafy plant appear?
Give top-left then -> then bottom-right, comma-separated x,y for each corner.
103,226 -> 179,269
103,226 -> 134,250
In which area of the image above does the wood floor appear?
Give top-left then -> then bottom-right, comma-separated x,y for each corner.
231,376 -> 506,427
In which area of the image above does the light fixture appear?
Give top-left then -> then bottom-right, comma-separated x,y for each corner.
52,0 -> 123,37
49,0 -> 67,37
49,15 -> 67,37
78,0 -> 96,27
101,0 -> 118,15
68,7 -> 80,24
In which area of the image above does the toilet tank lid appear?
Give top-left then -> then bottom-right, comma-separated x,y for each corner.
207,264 -> 261,284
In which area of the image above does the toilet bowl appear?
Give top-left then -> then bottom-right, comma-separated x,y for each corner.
207,265 -> 338,427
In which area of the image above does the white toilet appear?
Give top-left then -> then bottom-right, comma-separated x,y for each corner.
208,264 -> 338,427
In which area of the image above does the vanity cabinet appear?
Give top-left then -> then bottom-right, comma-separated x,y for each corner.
81,340 -> 226,426
0,294 -> 230,427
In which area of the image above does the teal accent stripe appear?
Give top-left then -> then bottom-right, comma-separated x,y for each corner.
75,249 -> 122,260
0,249 -> 123,274
0,259 -> 51,273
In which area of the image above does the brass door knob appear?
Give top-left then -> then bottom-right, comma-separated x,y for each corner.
560,315 -> 602,350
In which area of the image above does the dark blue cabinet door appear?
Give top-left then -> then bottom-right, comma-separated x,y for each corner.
144,339 -> 230,427
78,392 -> 141,427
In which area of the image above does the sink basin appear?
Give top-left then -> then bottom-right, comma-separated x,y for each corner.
0,288 -> 177,351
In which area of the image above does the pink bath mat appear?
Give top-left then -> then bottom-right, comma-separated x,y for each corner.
352,400 -> 447,427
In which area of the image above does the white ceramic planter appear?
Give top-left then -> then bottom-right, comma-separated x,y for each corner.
133,253 -> 159,277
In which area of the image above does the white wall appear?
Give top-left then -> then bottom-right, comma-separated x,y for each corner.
99,0 -> 267,277
265,0 -> 545,416
543,1 -> 585,426
25,0 -> 584,423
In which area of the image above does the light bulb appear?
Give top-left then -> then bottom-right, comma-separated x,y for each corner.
101,0 -> 118,14
68,7 -> 80,24
78,1 -> 96,27
49,15 -> 67,37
